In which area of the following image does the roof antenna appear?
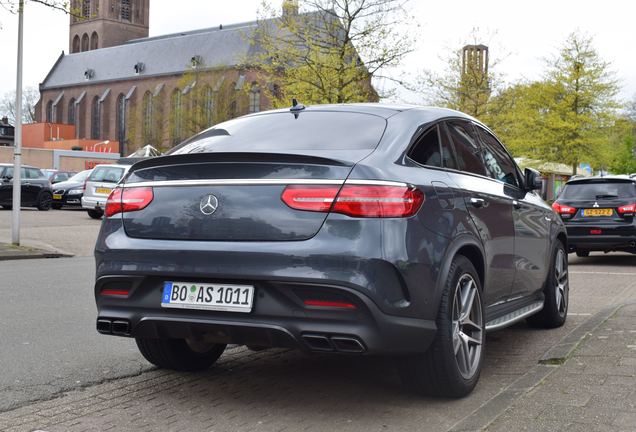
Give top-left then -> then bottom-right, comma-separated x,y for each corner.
290,98 -> 305,118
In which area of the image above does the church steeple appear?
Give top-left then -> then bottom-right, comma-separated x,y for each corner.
69,0 -> 149,53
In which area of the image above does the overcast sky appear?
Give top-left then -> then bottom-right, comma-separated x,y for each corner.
0,0 -> 634,106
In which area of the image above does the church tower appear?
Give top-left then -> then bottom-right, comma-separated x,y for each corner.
69,0 -> 150,53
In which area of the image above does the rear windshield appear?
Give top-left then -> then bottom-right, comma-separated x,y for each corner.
168,112 -> 387,154
89,166 -> 125,183
560,181 -> 636,200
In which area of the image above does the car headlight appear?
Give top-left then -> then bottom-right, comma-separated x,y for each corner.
67,189 -> 83,195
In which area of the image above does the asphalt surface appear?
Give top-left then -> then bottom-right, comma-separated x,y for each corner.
0,257 -> 152,412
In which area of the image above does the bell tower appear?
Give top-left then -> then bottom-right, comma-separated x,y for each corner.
69,0 -> 150,54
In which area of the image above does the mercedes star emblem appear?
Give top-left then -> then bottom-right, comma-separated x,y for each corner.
200,194 -> 219,215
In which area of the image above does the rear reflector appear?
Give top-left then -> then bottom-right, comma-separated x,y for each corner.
590,229 -> 602,235
303,299 -> 357,309
281,183 -> 424,218
105,187 -> 154,217
100,289 -> 130,296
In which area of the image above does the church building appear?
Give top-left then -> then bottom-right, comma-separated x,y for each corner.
36,0 -> 349,154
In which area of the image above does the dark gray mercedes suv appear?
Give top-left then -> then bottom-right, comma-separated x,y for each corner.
94,104 -> 568,397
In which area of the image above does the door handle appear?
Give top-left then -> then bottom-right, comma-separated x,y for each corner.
470,198 -> 486,208
512,200 -> 522,209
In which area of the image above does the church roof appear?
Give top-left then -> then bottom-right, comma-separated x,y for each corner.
41,19 -> 266,90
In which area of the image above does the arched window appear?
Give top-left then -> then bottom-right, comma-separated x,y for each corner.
203,85 -> 214,127
120,0 -> 131,21
72,35 -> 80,53
171,88 -> 182,143
142,91 -> 153,143
68,98 -> 76,125
82,0 -> 91,18
45,101 -> 53,122
90,96 -> 100,139
249,83 -> 261,113
116,94 -> 126,152
90,32 -> 99,50
81,33 -> 89,52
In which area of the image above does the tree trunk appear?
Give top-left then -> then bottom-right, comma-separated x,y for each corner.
572,162 -> 578,176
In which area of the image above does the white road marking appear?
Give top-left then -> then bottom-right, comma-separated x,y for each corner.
570,271 -> 636,276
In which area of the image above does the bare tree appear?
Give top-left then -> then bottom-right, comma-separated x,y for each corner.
1,87 -> 38,123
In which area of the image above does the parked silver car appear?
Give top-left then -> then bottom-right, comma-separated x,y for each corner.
82,164 -> 131,219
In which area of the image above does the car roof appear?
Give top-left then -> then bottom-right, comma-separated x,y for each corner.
0,163 -> 37,169
243,103 -> 475,121
567,175 -> 636,184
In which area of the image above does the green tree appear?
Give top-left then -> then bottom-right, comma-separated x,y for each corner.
531,33 -> 619,173
251,0 -> 413,107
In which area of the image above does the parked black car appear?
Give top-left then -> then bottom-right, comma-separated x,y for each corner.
51,169 -> 93,209
553,176 -> 636,256
44,169 -> 77,184
0,163 -> 53,210
94,104 -> 568,397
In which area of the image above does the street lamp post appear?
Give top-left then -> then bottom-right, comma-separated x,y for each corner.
11,0 -> 24,245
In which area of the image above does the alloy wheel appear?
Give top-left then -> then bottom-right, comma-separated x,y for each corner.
554,248 -> 569,317
451,274 -> 483,379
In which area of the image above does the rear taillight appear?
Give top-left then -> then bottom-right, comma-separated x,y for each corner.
281,183 -> 424,218
105,187 -> 154,217
617,203 -> 636,216
552,202 -> 577,216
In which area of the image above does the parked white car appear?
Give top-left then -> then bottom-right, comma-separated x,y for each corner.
81,164 -> 132,219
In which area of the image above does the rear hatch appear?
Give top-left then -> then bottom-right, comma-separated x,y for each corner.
120,111 -> 387,241
87,165 -> 127,199
555,179 -> 636,235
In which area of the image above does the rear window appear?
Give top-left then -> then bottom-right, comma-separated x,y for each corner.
168,112 -> 387,154
560,181 -> 636,200
89,166 -> 125,183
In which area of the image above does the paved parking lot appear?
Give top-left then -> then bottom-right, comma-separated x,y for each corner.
0,208 -> 101,256
0,211 -> 634,431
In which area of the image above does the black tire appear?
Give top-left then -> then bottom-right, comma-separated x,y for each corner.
37,192 -> 52,211
397,255 -> 485,398
87,209 -> 103,219
51,203 -> 63,210
575,250 -> 589,258
135,337 -> 226,371
527,242 -> 569,329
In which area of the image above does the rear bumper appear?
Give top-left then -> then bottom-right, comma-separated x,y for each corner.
94,217 -> 445,355
82,196 -> 106,210
566,224 -> 636,251
95,276 -> 436,355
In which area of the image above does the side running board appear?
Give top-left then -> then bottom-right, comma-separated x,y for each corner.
485,300 -> 544,331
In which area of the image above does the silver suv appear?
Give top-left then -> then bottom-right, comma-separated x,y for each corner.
81,164 -> 131,219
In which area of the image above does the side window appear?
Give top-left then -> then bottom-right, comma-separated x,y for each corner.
476,126 -> 520,188
445,121 -> 487,176
26,168 -> 42,179
409,126 -> 442,167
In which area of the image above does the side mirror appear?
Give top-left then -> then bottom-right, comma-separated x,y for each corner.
524,168 -> 543,191
1,175 -> 12,182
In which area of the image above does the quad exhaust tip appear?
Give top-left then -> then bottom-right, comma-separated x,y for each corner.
97,318 -> 131,336
302,334 -> 366,353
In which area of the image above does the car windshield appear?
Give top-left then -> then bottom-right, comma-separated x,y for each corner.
89,166 -> 125,183
68,170 -> 92,183
168,111 -> 387,154
560,181 -> 636,200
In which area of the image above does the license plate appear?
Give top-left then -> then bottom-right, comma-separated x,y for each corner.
95,187 -> 112,195
583,209 -> 613,217
53,194 -> 63,200
161,281 -> 254,313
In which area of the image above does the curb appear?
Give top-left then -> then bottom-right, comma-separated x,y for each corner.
0,244 -> 73,261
